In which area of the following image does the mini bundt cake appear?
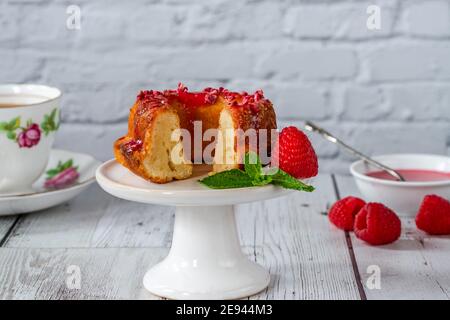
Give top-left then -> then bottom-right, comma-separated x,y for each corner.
114,84 -> 277,183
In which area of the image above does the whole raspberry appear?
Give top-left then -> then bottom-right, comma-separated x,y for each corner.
354,203 -> 401,246
272,126 -> 318,179
329,196 -> 366,231
415,195 -> 450,235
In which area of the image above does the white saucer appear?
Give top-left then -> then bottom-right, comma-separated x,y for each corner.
97,160 -> 293,300
0,149 -> 100,216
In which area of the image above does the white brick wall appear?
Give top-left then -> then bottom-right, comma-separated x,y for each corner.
1,0 -> 450,174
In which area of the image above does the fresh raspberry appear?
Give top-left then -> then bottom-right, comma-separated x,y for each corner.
272,126 -> 318,179
415,195 -> 450,235
354,203 -> 401,246
328,197 -> 366,231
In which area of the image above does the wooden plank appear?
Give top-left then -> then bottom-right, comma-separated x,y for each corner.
238,174 -> 361,300
0,216 -> 18,246
4,185 -> 174,248
334,175 -> 450,300
0,247 -> 167,300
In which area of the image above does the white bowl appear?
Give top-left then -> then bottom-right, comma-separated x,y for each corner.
350,154 -> 450,217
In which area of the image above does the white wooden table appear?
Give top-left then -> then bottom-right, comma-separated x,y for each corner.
0,174 -> 449,300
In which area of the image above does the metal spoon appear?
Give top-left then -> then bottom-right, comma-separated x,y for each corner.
304,121 -> 406,182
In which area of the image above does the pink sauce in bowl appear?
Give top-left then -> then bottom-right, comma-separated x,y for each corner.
366,169 -> 450,182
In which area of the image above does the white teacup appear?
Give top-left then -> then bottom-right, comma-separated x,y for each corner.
0,84 -> 61,195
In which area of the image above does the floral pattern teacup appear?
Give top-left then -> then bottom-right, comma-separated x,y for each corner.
0,84 -> 61,194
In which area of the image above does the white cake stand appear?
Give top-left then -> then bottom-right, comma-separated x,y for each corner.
96,160 -> 293,300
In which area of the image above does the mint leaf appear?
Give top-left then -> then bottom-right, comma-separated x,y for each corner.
200,153 -> 315,193
199,169 -> 254,189
271,169 -> 315,192
244,151 -> 263,181
0,122 -> 8,131
251,174 -> 272,186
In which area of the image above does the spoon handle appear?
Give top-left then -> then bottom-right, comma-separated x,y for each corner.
304,121 -> 406,182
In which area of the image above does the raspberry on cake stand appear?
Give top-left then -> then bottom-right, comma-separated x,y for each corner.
96,161 -> 293,300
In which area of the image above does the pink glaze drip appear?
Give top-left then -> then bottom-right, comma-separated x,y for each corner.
367,169 -> 450,182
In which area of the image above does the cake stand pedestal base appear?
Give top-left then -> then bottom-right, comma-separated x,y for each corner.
143,205 -> 270,300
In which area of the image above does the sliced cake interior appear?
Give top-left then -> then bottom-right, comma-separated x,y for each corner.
142,110 -> 192,183
212,108 -> 239,173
